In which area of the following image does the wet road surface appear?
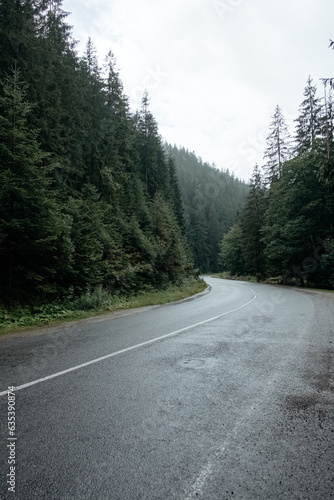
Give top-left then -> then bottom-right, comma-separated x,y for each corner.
0,277 -> 333,499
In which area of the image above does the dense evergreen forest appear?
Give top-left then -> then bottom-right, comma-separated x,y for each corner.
164,144 -> 248,272
220,75 -> 334,289
0,0 -> 246,308
0,0 -> 195,306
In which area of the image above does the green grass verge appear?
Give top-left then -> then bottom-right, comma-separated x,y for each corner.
210,273 -> 334,293
0,278 -> 207,335
209,272 -> 257,282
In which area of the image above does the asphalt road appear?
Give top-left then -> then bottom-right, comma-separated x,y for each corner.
0,277 -> 333,499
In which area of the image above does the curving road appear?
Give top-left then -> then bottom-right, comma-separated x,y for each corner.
0,277 -> 333,499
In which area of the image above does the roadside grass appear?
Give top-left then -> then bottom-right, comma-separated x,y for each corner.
210,273 -> 334,292
0,278 -> 207,335
209,272 -> 257,283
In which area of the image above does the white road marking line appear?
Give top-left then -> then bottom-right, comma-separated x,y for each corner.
0,289 -> 256,397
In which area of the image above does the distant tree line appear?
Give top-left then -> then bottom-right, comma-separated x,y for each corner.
165,144 -> 248,272
220,74 -> 334,289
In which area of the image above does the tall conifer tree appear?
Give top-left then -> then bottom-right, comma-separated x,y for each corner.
0,69 -> 71,303
240,164 -> 266,277
135,92 -> 167,197
263,105 -> 291,185
294,76 -> 322,154
319,82 -> 334,184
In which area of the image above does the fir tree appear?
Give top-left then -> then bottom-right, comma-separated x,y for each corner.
318,81 -> 334,184
261,152 -> 334,286
135,92 -> 167,197
80,37 -> 105,186
0,0 -> 37,79
166,153 -> 186,233
263,105 -> 292,185
0,68 -> 72,303
294,76 -> 322,154
150,193 -> 190,284
207,201 -> 221,272
220,223 -> 245,276
187,178 -> 210,271
240,164 -> 266,277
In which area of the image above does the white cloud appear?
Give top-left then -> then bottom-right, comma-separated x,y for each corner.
63,0 -> 334,181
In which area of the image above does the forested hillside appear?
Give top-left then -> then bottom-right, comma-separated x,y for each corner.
0,0 -> 195,306
220,75 -> 334,289
165,145 -> 248,272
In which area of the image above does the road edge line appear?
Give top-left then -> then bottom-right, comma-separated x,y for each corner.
0,289 -> 256,397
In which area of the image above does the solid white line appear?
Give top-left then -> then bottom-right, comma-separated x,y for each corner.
0,289 -> 257,397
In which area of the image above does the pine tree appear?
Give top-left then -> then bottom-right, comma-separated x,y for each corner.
207,201 -> 221,272
98,51 -> 134,204
150,193 -> 190,284
318,81 -> 334,184
80,37 -> 105,186
104,50 -> 127,113
0,68 -> 72,303
166,153 -> 186,233
187,178 -> 210,271
220,222 -> 245,276
294,76 -> 322,154
263,105 -> 292,185
65,183 -> 123,294
11,0 -> 86,198
320,39 -> 334,89
135,92 -> 167,197
0,0 -> 37,79
261,152 -> 334,286
240,164 -> 267,278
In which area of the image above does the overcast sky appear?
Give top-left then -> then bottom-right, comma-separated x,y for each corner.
62,0 -> 334,181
